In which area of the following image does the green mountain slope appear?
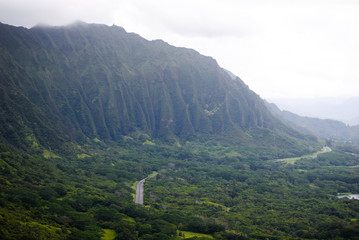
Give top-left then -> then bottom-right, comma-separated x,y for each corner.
0,22 -> 316,156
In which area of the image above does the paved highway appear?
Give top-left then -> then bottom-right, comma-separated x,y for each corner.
135,172 -> 158,205
135,178 -> 146,205
269,146 -> 332,163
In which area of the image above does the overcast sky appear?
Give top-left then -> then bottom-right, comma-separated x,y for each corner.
1,0 -> 359,100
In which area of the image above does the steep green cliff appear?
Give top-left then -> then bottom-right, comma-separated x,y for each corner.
0,22 -> 315,154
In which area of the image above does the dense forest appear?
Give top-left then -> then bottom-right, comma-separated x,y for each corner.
0,22 -> 359,240
1,138 -> 359,239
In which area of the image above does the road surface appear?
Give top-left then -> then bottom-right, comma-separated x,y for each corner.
135,178 -> 146,205
269,146 -> 332,163
135,172 -> 158,205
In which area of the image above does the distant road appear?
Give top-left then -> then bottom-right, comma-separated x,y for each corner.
135,178 -> 146,205
269,146 -> 332,164
135,172 -> 158,205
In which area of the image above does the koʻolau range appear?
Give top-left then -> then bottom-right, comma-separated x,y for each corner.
0,22 -> 358,240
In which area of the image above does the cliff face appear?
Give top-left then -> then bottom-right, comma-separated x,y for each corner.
0,22 -> 313,152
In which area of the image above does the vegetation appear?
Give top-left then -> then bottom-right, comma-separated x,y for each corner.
101,229 -> 117,240
0,139 -> 358,239
0,21 -> 358,240
271,146 -> 331,164
179,231 -> 213,239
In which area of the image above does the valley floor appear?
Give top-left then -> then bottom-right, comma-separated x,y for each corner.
1,142 -> 359,240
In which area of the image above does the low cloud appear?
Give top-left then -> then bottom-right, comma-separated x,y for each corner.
0,0 -> 359,99
0,0 -> 119,27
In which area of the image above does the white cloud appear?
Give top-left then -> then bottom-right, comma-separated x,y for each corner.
0,0 -> 120,27
0,0 -> 359,99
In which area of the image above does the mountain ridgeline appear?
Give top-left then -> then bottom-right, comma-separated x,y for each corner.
0,22 -> 315,154
266,101 -> 359,144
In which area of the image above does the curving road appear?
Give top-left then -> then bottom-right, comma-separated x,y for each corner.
135,178 -> 146,205
269,146 -> 332,163
135,172 -> 158,205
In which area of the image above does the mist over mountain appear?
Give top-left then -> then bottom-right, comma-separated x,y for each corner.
0,22 -> 315,156
270,97 -> 359,126
266,101 -> 359,145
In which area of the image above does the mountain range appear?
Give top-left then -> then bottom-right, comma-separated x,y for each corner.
1,21 -> 359,240
0,21 -> 316,157
266,101 -> 359,145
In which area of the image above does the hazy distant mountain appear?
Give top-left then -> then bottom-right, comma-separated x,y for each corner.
266,101 -> 359,144
339,97 -> 359,125
270,97 -> 359,126
0,22 -> 316,156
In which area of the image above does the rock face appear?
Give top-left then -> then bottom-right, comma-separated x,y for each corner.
0,22 -> 314,152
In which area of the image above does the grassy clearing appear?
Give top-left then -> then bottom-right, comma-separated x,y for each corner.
179,230 -> 213,239
101,229 -> 117,240
122,216 -> 136,223
224,150 -> 242,158
42,150 -> 61,159
77,153 -> 92,159
201,199 -> 228,211
143,140 -> 155,146
25,134 -> 39,148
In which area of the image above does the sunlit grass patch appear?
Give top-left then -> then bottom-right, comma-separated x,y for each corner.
101,229 -> 117,240
201,199 -> 228,210
77,153 -> 92,159
143,140 -> 155,146
178,230 -> 213,239
25,134 -> 39,148
224,150 -> 242,158
122,216 -> 135,223
42,150 -> 61,159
